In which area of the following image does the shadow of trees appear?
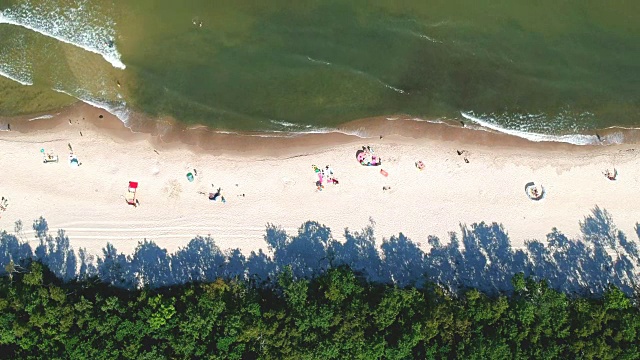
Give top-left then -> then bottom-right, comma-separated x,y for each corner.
1,207 -> 639,296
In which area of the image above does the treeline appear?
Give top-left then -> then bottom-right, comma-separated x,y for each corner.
1,261 -> 639,359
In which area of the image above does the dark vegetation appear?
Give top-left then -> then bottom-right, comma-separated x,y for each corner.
1,206 -> 640,358
1,262 -> 639,359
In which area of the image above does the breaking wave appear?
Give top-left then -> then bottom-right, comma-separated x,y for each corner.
461,112 -> 599,145
28,114 -> 55,121
0,67 -> 32,86
52,87 -> 129,122
0,0 -> 125,69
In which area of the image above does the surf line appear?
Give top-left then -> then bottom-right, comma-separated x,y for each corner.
0,68 -> 32,86
460,112 -> 598,146
0,14 -> 126,69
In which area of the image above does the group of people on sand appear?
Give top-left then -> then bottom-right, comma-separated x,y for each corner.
357,146 -> 382,166
524,165 -> 618,202
40,143 -> 82,167
528,186 -> 542,200
312,165 -> 339,191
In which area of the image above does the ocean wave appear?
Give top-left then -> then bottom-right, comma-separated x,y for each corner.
52,87 -> 129,123
269,120 -> 300,128
28,114 -> 55,121
0,30 -> 33,85
0,67 -> 32,86
461,112 -> 599,145
346,66 -> 407,94
306,56 -> 332,66
0,1 -> 125,69
269,119 -> 314,130
301,54 -> 406,95
386,116 -> 447,123
405,29 -> 442,44
208,126 -> 367,139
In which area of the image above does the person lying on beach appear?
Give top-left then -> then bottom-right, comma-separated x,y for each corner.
209,187 -> 223,201
603,169 -> 617,180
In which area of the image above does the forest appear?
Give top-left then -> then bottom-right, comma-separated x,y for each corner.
1,261 -> 639,359
1,207 -> 640,358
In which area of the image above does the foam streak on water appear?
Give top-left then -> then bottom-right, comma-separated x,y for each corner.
461,112 -> 598,145
0,0 -> 125,69
28,114 -> 54,120
0,30 -> 33,85
0,68 -> 32,85
304,55 -> 407,95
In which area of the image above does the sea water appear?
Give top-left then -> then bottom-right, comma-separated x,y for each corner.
0,0 -> 639,140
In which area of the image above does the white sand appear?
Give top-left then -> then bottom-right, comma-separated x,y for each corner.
1,111 -> 639,258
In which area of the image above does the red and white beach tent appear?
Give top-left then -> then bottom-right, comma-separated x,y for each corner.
125,181 -> 138,206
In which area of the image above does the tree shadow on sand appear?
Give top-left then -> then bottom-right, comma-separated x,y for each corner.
1,207 -> 639,297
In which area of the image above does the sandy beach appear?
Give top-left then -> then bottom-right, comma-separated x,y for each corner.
0,103 -> 639,258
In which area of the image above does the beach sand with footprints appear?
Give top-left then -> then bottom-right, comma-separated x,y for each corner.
0,103 -> 638,257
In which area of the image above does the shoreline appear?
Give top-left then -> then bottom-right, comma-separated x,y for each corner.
0,102 -> 639,259
5,101 -> 640,151
4,101 -> 640,151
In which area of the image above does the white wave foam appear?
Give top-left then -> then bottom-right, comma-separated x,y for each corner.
0,68 -> 32,85
306,56 -> 332,66
407,30 -> 441,44
52,88 -> 129,123
28,114 -> 54,121
304,55 -> 407,95
269,120 -> 314,130
0,2 -> 125,69
384,116 -> 447,124
210,126 -> 367,139
380,81 -> 406,94
461,112 -> 598,145
602,132 -> 624,145
270,120 -> 298,128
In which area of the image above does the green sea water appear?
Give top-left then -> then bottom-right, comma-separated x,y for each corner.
0,0 -> 639,137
